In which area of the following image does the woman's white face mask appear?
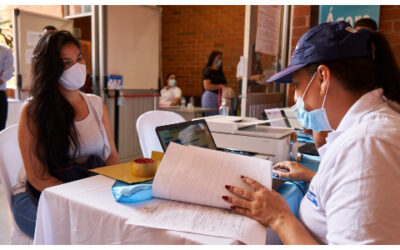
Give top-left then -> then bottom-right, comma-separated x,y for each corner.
59,63 -> 87,90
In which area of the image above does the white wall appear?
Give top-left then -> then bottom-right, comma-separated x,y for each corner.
106,6 -> 160,90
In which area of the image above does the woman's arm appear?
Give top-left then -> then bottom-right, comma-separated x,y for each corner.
271,213 -> 319,244
250,74 -> 262,81
203,79 -> 225,91
224,176 -> 318,245
102,102 -> 120,165
18,104 -> 63,192
170,97 -> 180,106
273,161 -> 316,182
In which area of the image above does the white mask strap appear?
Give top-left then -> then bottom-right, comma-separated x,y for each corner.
321,80 -> 330,108
301,71 -> 317,99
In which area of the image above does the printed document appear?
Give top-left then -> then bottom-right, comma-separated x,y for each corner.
126,143 -> 272,244
128,198 -> 267,245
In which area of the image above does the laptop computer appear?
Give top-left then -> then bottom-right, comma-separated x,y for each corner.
155,119 -> 285,191
155,119 -> 217,151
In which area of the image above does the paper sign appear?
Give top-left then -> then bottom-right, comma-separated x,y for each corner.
25,49 -> 33,64
255,6 -> 281,55
27,31 -> 41,46
264,108 -> 287,127
107,75 -> 123,90
319,5 -> 380,27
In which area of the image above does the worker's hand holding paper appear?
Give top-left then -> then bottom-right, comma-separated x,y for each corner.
152,143 -> 272,209
126,142 -> 273,244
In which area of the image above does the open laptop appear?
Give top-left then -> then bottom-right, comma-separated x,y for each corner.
155,119 -> 285,190
156,119 -> 217,151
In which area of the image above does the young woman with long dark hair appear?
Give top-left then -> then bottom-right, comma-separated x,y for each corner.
12,30 -> 119,238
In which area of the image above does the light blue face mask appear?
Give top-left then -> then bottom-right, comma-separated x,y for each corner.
168,79 -> 177,87
291,72 -> 333,132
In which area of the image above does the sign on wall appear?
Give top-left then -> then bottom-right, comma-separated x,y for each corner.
319,5 -> 380,27
255,6 -> 281,56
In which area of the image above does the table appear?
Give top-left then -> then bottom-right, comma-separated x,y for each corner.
158,106 -> 218,121
33,175 -> 240,245
33,155 -> 320,245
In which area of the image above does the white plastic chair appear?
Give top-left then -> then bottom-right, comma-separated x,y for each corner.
136,110 -> 185,158
0,125 -> 33,244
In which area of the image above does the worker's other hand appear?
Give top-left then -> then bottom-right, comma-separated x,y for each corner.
222,176 -> 292,230
219,84 -> 225,89
273,161 -> 316,182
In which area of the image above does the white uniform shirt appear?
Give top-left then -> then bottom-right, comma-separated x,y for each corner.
299,88 -> 400,244
159,86 -> 182,107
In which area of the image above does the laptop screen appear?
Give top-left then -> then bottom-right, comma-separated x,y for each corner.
155,119 -> 217,151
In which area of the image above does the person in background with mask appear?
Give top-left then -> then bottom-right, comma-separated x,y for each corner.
159,73 -> 182,107
236,45 -> 263,94
223,21 -> 400,244
201,50 -> 226,116
354,17 -> 378,32
41,25 -> 57,36
12,31 -> 119,238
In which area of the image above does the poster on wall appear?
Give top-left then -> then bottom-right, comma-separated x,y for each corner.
26,30 -> 41,46
319,5 -> 380,27
255,6 -> 281,56
107,75 -> 123,90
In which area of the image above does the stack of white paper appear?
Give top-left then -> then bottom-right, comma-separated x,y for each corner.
126,143 -> 272,244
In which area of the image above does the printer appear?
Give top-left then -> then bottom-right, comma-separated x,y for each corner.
201,115 -> 295,163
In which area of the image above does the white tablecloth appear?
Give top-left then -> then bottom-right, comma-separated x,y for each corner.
33,175 -> 241,244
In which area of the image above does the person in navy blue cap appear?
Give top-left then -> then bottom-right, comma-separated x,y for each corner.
223,21 -> 400,244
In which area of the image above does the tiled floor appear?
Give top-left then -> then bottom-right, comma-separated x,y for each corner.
0,181 -> 12,244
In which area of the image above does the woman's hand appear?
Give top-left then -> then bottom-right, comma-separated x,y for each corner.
273,161 -> 315,182
223,176 -> 319,244
222,176 -> 293,230
219,84 -> 225,89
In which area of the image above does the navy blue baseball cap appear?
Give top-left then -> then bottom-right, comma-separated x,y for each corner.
267,21 -> 373,83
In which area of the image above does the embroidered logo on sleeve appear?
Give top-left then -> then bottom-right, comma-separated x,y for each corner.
306,190 -> 319,208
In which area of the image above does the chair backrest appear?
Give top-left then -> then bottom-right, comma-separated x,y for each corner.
136,110 -> 185,158
0,125 -> 23,209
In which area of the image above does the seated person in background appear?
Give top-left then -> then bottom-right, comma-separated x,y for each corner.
354,17 -> 378,32
159,73 -> 182,107
12,30 -> 120,239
